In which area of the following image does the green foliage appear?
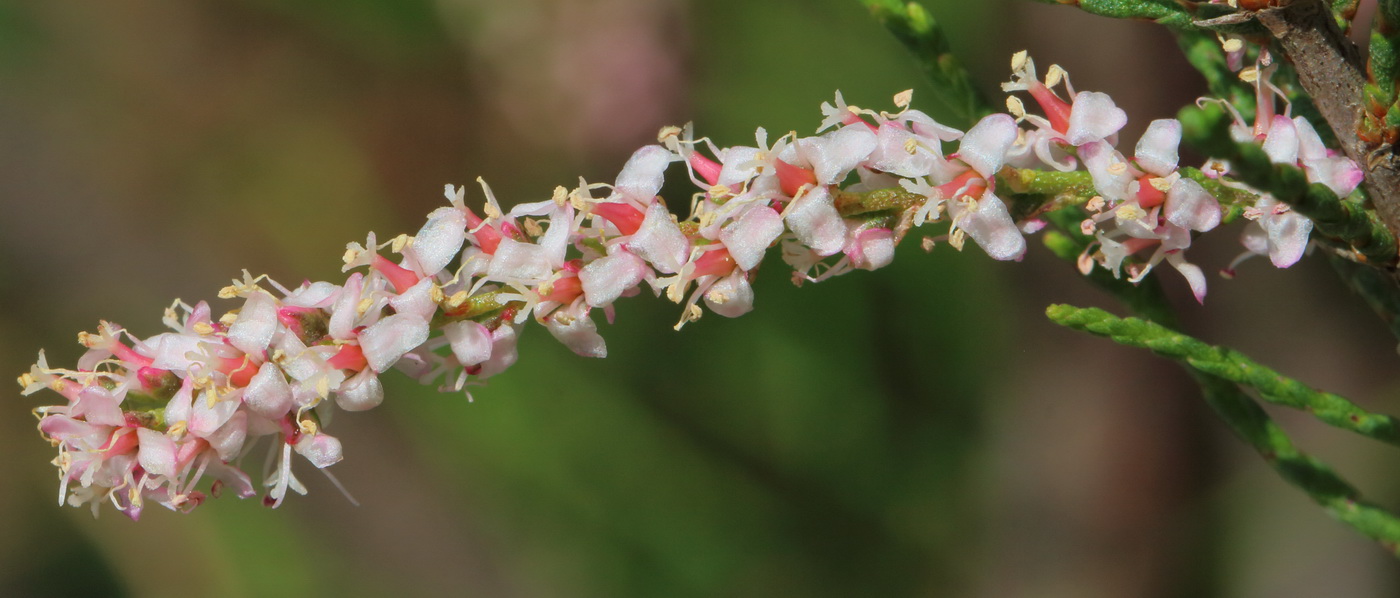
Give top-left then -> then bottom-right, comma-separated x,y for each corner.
1048,303 -> 1400,554
1028,0 -> 1260,33
1179,104 -> 1399,266
1364,1 -> 1400,144
1046,304 -> 1400,447
1191,372 -> 1400,556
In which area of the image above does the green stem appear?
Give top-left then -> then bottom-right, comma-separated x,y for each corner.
834,187 -> 923,217
1049,303 -> 1400,554
1191,370 -> 1400,555
1004,167 -> 1257,224
1046,304 -> 1400,447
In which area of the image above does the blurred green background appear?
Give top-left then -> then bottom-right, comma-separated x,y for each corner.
3,0 -> 1400,596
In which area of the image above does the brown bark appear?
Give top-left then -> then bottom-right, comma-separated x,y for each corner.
1256,0 -> 1400,250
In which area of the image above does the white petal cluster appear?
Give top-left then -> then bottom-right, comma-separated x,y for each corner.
21,49 -> 1360,517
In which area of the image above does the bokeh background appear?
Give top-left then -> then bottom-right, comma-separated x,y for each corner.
2,0 -> 1399,596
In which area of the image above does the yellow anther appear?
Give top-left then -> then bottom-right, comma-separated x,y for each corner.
193,322 -> 215,336
342,247 -> 359,266
1085,195 -> 1106,212
523,218 -> 544,238
665,280 -> 686,304
672,304 -> 703,331
1011,50 -> 1028,72
892,89 -> 913,108
1149,177 -> 1173,192
219,311 -> 239,326
356,297 -> 373,317
446,290 -> 469,310
17,373 -> 34,389
904,138 -> 919,155
390,234 -> 411,253
1239,66 -> 1259,83
1006,96 -> 1026,119
657,125 -> 683,143
1222,38 -> 1243,53
552,185 -> 569,206
1116,205 -> 1146,221
1045,64 -> 1066,88
949,228 -> 967,251
569,190 -> 589,211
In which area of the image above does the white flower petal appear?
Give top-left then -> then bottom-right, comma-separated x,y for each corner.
1262,115 -> 1299,164
1264,210 -> 1314,268
74,386 -> 124,427
1165,178 -> 1222,232
478,325 -> 520,379
545,305 -> 607,358
1134,119 -> 1181,176
704,271 -> 754,318
798,124 -> 879,185
957,114 -> 1018,178
848,227 -> 896,271
388,278 -> 437,320
136,428 -> 178,478
614,144 -> 673,201
227,292 -> 278,355
487,238 -> 554,283
627,201 -> 690,274
244,361 -> 294,419
785,186 -> 846,256
717,146 -> 762,187
953,192 -> 1025,261
868,123 -> 939,178
336,369 -> 384,411
295,433 -> 343,469
1079,141 -> 1132,202
190,391 -> 239,437
580,250 -> 649,307
328,273 -> 364,340
406,206 -> 466,276
358,313 -> 431,373
205,411 -> 248,461
1066,91 -> 1127,146
443,321 -> 493,366
720,205 -> 785,271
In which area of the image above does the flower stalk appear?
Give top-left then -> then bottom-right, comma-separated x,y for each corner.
19,42 -> 1373,522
